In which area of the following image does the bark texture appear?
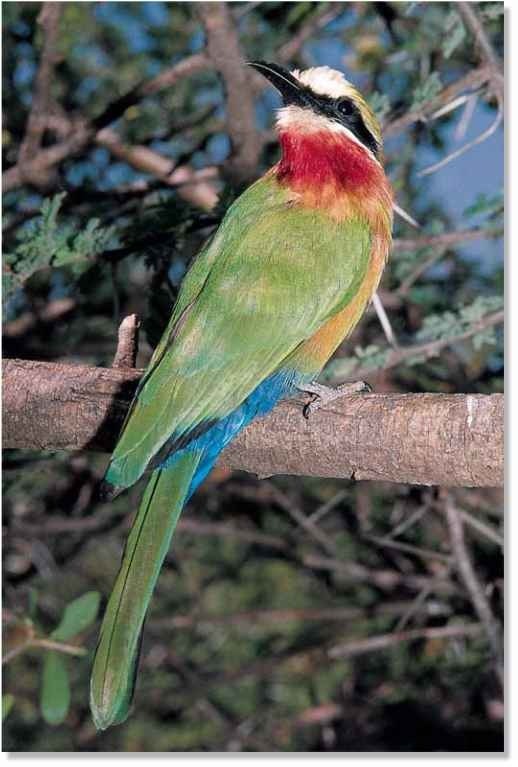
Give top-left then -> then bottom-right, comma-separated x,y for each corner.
3,358 -> 503,488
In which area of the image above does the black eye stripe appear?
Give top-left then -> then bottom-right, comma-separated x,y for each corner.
303,90 -> 380,158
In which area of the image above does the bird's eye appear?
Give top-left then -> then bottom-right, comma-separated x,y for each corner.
337,99 -> 354,117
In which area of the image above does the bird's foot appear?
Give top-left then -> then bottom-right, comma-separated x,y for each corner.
297,380 -> 372,419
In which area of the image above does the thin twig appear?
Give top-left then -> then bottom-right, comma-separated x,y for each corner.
2,636 -> 86,665
459,509 -> 503,549
372,292 -> 399,348
455,92 -> 479,140
328,622 -> 484,659
457,2 -> 504,102
383,65 -> 493,138
265,483 -> 339,558
31,638 -> 87,657
385,501 -> 431,541
392,227 -> 499,254
418,102 -> 503,177
366,535 -> 452,564
393,202 -> 421,229
442,490 -> 503,685
307,489 -> 348,524
279,3 -> 346,62
343,309 -> 504,382
149,600 -> 451,632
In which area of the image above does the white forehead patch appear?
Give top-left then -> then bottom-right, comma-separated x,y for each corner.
291,66 -> 353,100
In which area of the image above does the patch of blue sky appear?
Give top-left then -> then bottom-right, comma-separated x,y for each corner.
69,159 -> 142,192
91,148 -> 111,169
13,55 -> 35,89
193,82 -> 222,109
206,134 -> 231,164
71,41 -> 111,71
99,162 -> 146,190
148,139 -> 178,160
94,3 -> 154,54
74,76 -> 101,105
305,38 -> 347,71
66,162 -> 98,187
325,7 -> 354,33
47,271 -> 72,302
189,29 -> 205,53
145,59 -> 164,78
411,101 -> 503,270
19,193 -> 43,213
141,2 -> 169,28
168,256 -> 187,287
10,18 -> 31,38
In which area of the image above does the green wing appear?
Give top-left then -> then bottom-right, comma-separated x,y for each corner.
105,176 -> 371,490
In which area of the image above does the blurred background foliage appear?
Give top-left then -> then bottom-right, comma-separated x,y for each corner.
3,0 -> 503,753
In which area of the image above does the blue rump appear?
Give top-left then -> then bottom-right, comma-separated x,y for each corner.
161,370 -> 301,498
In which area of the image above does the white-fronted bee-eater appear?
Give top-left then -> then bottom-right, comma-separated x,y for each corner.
90,61 -> 393,730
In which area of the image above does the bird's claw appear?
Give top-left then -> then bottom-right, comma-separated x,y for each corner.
300,380 -> 372,419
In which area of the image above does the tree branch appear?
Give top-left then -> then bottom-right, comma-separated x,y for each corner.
2,53 -> 212,195
457,2 -> 504,102
346,310 -> 504,381
2,359 -> 503,488
383,65 -> 494,138
17,2 -> 63,186
441,489 -> 503,687
392,227 -> 499,254
198,2 -> 261,186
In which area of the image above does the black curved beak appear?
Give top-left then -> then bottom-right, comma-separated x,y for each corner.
247,60 -> 314,109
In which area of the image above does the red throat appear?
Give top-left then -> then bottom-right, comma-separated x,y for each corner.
276,129 -> 381,192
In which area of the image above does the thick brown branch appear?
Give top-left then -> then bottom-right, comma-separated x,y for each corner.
95,128 -> 218,210
17,2 -> 63,186
198,2 -> 260,186
2,359 -> 503,487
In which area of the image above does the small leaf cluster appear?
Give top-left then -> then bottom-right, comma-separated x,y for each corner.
3,193 -> 115,311
4,591 -> 100,727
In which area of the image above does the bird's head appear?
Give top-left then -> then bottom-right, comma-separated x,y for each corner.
248,61 -> 382,163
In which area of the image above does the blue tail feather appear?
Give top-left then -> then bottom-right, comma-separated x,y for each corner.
162,370 -> 299,498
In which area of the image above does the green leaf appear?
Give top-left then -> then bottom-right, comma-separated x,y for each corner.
4,193 -> 116,310
463,192 -> 504,220
369,91 -> 391,122
442,10 -> 466,59
411,72 -> 443,110
51,591 -> 101,642
481,4 -> 504,20
40,652 -> 70,726
2,694 -> 15,722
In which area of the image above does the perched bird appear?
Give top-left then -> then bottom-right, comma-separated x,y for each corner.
90,62 -> 393,730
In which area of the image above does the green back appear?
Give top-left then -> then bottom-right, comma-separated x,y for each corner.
105,176 -> 372,491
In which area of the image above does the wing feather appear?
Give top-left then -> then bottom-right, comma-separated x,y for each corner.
105,177 -> 371,490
